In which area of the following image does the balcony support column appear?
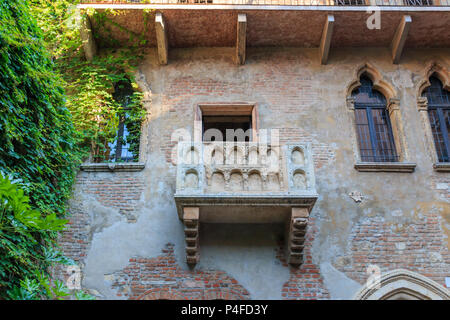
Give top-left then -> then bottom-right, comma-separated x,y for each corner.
391,15 -> 412,64
236,13 -> 247,65
319,14 -> 335,65
287,207 -> 309,265
183,207 -> 200,265
155,12 -> 169,65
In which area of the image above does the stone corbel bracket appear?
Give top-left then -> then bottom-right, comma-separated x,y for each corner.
183,207 -> 200,265
287,208 -> 310,265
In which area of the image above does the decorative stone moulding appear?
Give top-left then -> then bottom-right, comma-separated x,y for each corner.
174,141 -> 318,266
354,269 -> 450,300
354,162 -> 416,173
80,162 -> 145,172
433,162 -> 450,172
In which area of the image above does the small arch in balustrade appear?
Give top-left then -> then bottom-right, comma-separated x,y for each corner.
184,169 -> 199,189
248,170 -> 263,191
292,169 -> 307,189
291,147 -> 305,166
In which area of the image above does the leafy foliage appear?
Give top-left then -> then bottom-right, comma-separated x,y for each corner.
63,53 -> 145,162
0,0 -> 89,299
0,0 -> 80,297
0,0 -> 80,215
0,172 -> 70,298
0,0 -> 146,299
31,1 -> 147,162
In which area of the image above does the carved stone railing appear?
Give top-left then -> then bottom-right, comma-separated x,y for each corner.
174,141 -> 318,266
175,141 -> 316,196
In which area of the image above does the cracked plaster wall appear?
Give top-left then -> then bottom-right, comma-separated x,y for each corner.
58,47 -> 450,299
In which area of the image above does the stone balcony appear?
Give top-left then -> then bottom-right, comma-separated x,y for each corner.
174,141 -> 318,265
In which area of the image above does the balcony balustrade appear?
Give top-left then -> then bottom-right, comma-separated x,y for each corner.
175,141 -> 317,199
174,141 -> 318,265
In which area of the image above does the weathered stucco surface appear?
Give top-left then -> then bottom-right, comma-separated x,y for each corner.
59,46 -> 449,299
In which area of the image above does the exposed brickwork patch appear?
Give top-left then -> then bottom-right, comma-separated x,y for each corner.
109,243 -> 250,300
431,174 -> 450,201
279,128 -> 336,170
278,217 -> 330,300
336,211 -> 450,287
54,172 -> 145,284
59,199 -> 91,263
76,173 -> 145,216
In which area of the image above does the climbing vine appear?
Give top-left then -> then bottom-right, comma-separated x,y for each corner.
31,1 -> 148,163
0,0 -> 148,299
0,0 -> 81,298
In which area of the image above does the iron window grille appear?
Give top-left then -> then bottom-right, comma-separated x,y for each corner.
352,75 -> 399,162
423,75 -> 450,163
403,0 -> 434,5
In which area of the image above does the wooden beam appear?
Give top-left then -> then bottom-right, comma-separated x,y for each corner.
80,15 -> 97,62
155,12 -> 168,65
319,14 -> 335,65
236,13 -> 247,65
391,15 -> 412,64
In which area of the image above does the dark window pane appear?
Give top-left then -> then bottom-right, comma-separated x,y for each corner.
428,110 -> 449,162
352,75 -> 386,107
403,0 -> 434,6
371,109 -> 397,162
202,116 -> 252,142
355,109 -> 374,162
424,76 -> 450,162
424,76 -> 450,106
336,0 -> 366,5
352,74 -> 397,162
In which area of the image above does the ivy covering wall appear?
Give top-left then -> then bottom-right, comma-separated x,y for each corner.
0,0 -> 146,299
31,1 -> 147,163
0,0 -> 81,298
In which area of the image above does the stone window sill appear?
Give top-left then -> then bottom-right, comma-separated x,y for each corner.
433,162 -> 450,172
80,162 -> 145,172
354,162 -> 416,173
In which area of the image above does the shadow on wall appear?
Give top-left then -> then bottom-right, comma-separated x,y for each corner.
197,223 -> 289,300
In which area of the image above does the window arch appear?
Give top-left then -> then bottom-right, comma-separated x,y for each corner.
354,269 -> 450,300
352,74 -> 398,162
422,75 -> 450,163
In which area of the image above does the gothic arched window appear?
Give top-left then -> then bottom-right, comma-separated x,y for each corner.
352,74 -> 398,162
423,75 -> 450,162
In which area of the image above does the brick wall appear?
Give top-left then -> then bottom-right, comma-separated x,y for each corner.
278,217 -> 330,299
431,174 -> 450,201
278,127 -> 336,170
104,218 -> 330,300
109,243 -> 250,300
76,173 -> 145,218
57,49 -> 450,300
56,172 -> 146,283
336,210 -> 450,287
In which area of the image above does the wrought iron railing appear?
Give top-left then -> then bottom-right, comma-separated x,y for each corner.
80,0 -> 449,6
